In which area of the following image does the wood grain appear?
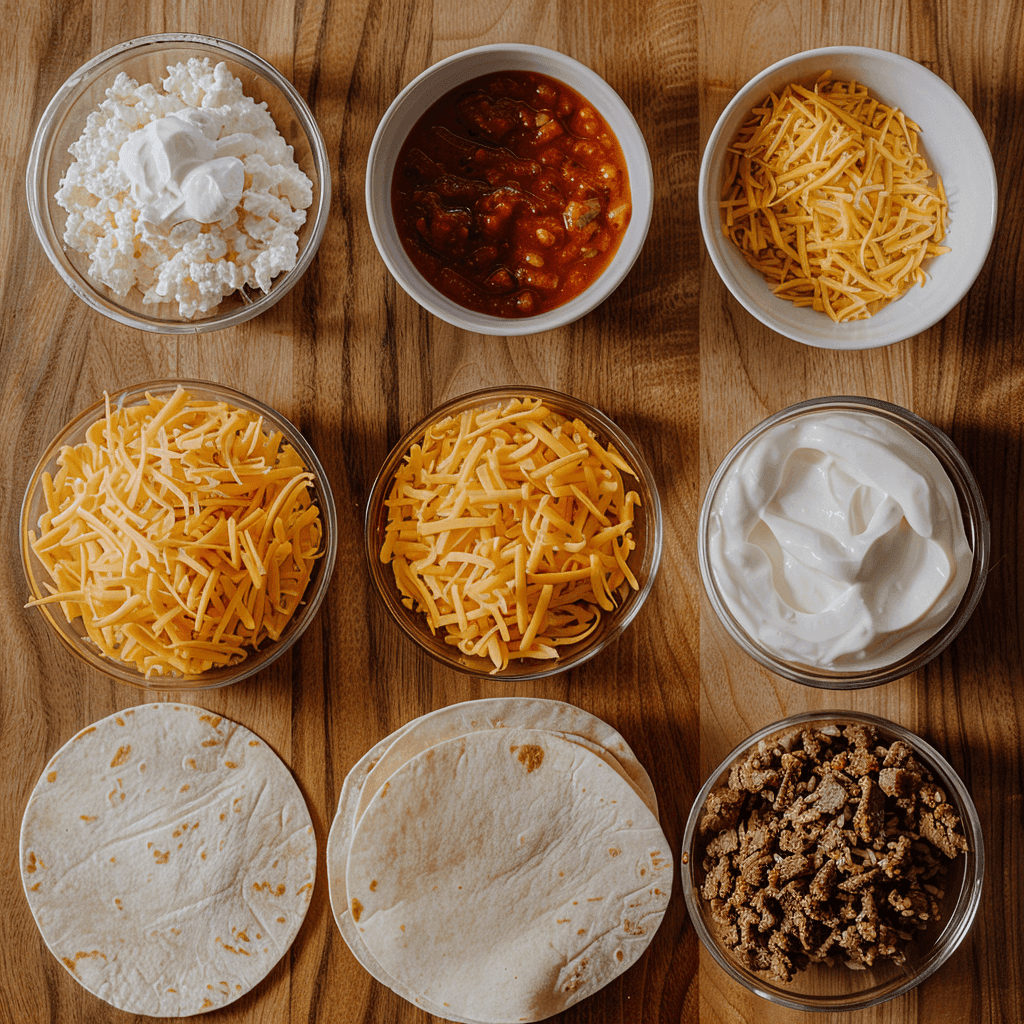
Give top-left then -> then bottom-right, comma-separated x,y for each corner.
1,1 -> 1021,1022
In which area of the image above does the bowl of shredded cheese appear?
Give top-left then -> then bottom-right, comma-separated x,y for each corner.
699,46 -> 996,349
26,34 -> 329,333
364,386 -> 662,678
20,380 -> 337,689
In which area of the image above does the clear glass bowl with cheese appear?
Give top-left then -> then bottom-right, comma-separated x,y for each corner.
26,34 -> 329,333
20,380 -> 337,690
698,396 -> 989,688
364,386 -> 663,679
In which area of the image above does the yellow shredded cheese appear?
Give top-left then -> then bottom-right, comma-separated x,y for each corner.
720,73 -> 949,321
27,386 -> 325,678
381,397 -> 642,672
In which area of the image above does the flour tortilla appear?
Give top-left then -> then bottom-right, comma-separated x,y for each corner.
354,697 -> 658,824
326,698 -> 660,1020
20,703 -> 316,1017
343,726 -> 671,1023
327,698 -> 659,1022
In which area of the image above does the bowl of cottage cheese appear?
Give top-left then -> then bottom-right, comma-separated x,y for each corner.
26,34 -> 330,332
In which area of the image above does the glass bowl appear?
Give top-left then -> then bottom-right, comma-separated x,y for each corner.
365,44 -> 653,335
363,386 -> 662,679
20,379 -> 338,690
681,710 -> 984,1012
698,396 -> 989,688
26,34 -> 330,333
698,46 -> 997,349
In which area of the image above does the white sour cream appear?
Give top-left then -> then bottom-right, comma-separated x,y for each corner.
705,410 -> 973,671
118,111 -> 244,227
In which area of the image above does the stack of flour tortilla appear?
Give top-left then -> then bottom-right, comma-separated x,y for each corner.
19,703 -> 316,1016
327,698 -> 672,1022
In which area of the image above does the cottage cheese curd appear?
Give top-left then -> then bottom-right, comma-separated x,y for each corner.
705,408 -> 973,671
56,58 -> 314,318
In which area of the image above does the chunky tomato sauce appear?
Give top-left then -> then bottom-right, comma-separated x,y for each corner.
391,71 -> 632,319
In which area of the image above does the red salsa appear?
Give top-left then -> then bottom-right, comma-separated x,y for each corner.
391,70 -> 632,318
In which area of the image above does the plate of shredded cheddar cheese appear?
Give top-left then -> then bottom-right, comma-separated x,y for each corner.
699,47 -> 996,349
21,380 -> 337,689
364,387 -> 662,678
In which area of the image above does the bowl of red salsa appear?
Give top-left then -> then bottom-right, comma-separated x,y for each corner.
366,44 -> 653,335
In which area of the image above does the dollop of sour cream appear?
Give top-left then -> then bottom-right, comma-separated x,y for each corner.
706,410 -> 973,671
118,110 -> 244,227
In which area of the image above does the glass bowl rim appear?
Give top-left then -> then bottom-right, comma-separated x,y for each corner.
363,384 -> 663,680
20,377 -> 338,690
680,708 -> 985,1012
697,395 -> 990,688
25,32 -> 331,335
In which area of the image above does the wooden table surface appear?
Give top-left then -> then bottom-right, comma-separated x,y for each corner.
2,1 -> 1021,1022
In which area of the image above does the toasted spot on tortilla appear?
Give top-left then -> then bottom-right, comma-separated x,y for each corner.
80,815 -> 96,822
216,937 -> 251,956
351,898 -> 363,922
74,726 -> 96,740
608,847 -> 620,856
110,746 -> 132,768
369,879 -> 378,891
616,949 -> 624,961
153,849 -> 170,864
253,882 -> 286,896
224,761 -> 238,769
47,771 -> 57,783
514,743 -> 544,772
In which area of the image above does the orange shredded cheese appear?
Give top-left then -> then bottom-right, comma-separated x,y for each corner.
720,73 -> 949,321
26,386 -> 325,678
381,397 -> 641,672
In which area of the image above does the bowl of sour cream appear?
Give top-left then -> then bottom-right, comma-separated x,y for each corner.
698,397 -> 989,688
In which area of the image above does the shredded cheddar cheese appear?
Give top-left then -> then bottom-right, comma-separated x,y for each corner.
381,397 -> 641,672
27,386 -> 325,678
720,73 -> 949,321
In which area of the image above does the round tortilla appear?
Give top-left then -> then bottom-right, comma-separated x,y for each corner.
20,703 -> 316,1016
354,697 -> 658,824
344,726 -> 671,1023
327,698 -> 660,1021
328,707 -> 654,1020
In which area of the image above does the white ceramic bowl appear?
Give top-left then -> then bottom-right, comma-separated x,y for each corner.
365,44 -> 653,335
698,46 -> 997,349
26,34 -> 330,334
